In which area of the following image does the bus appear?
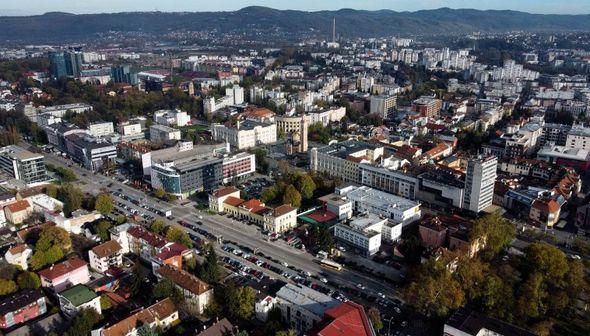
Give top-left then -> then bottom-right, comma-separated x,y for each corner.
319,259 -> 343,271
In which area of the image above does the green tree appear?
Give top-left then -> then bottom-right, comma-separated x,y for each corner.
276,330 -> 296,336
100,294 -> 112,310
367,307 -> 384,331
0,279 -> 17,296
58,183 -> 83,216
470,212 -> 515,260
261,186 -> 278,203
318,227 -> 334,252
227,285 -> 256,321
64,308 -> 101,336
94,193 -> 114,215
150,219 -> 167,235
36,226 -> 72,252
154,188 -> 166,199
282,184 -> 302,208
96,220 -> 113,241
166,226 -> 193,248
199,245 -> 221,284
31,245 -> 64,270
297,174 -> 317,200
153,279 -> 183,304
523,243 -> 568,285
16,271 -> 41,289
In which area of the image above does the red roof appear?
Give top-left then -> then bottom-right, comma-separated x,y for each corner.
224,196 -> 245,207
5,200 -> 31,213
38,257 -> 87,280
316,301 -> 373,336
213,187 -> 239,198
156,243 -> 188,261
307,209 -> 338,224
240,199 -> 264,210
128,227 -> 167,249
532,198 -> 560,213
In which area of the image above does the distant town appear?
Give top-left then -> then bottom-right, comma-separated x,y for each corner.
0,9 -> 588,336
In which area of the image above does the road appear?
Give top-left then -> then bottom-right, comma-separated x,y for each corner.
31,143 -> 403,307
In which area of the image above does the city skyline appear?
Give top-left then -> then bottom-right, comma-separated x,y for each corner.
1,0 -> 589,16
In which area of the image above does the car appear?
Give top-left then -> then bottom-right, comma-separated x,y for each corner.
394,306 -> 401,314
282,262 -> 289,267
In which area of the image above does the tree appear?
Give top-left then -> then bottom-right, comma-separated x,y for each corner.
227,285 -> 256,321
470,212 -> 515,260
100,294 -> 112,310
367,307 -> 384,331
16,271 -> 41,289
150,219 -> 167,235
318,227 -> 334,252
276,330 -> 296,336
0,279 -> 17,296
199,245 -> 221,284
282,184 -> 302,208
261,186 -> 278,203
64,308 -> 101,336
36,226 -> 71,252
96,220 -> 113,241
153,279 -> 183,304
166,226 -> 193,248
58,183 -> 83,216
31,245 -> 64,270
115,214 -> 127,224
522,243 -> 568,285
154,188 -> 166,199
297,174 -> 316,200
94,193 -> 114,215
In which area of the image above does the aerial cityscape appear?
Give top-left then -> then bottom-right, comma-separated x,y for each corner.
0,2 -> 589,336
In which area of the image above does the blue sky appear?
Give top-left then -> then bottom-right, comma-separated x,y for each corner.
1,0 -> 588,15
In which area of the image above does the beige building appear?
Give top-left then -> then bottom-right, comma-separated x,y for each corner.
156,265 -> 213,315
4,200 -> 33,225
211,120 -> 277,150
5,244 -> 33,270
263,205 -> 298,233
310,140 -> 384,183
89,240 -> 123,273
208,186 -> 241,212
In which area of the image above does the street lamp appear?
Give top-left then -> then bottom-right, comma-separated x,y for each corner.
386,316 -> 394,336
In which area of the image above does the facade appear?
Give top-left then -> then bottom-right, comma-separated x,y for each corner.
370,95 -> 397,119
4,200 -> 33,225
88,122 -> 115,137
0,145 -> 49,185
4,244 -> 32,270
333,214 -> 402,256
208,187 -> 241,212
149,124 -> 182,142
221,152 -> 256,183
412,97 -> 442,117
537,145 -> 590,171
529,198 -> 561,228
65,134 -> 117,172
156,265 -> 213,315
338,185 -> 421,226
566,124 -> 590,150
359,164 -> 418,200
58,285 -> 101,319
463,156 -> 498,213
276,284 -> 340,334
38,257 -> 90,292
151,155 -> 223,198
0,289 -> 47,329
211,120 -> 277,150
89,240 -> 123,273
263,204 -> 298,233
417,170 -> 465,209
154,109 -> 191,127
92,298 -> 179,336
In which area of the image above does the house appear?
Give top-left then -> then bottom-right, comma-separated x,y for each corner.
444,308 -> 536,336
208,187 -> 241,212
38,257 -> 90,292
4,244 -> 33,270
263,204 -> 298,234
45,209 -> 102,234
255,296 -> 277,321
91,298 -> 179,336
196,318 -> 235,336
313,301 -> 376,336
276,284 -> 340,333
4,200 -> 32,225
156,265 -> 213,315
0,289 -> 47,329
529,198 -> 561,228
89,240 -> 123,273
57,284 -> 101,319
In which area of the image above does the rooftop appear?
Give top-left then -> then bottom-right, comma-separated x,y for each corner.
316,301 -> 374,336
91,240 -> 123,259
0,145 -> 43,161
276,284 -> 340,317
38,257 -> 88,280
59,285 -> 97,307
101,298 -> 177,336
345,186 -> 420,212
446,308 -> 536,336
156,264 -> 211,295
0,289 -> 44,316
316,140 -> 378,159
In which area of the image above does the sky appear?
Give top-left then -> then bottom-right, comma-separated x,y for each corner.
1,0 -> 589,16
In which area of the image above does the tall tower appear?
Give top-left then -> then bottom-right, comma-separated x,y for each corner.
463,155 -> 497,213
332,18 -> 336,43
300,112 -> 308,153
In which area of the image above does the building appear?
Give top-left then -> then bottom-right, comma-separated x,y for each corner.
91,298 -> 179,336
444,308 -> 536,336
338,185 -> 421,226
4,200 -> 33,225
255,296 -> 277,322
412,97 -> 442,117
88,122 -> 114,137
566,124 -> 590,150
359,163 -> 418,200
463,156 -> 497,213
4,244 -> 32,270
334,213 -> 402,256
208,187 -> 241,212
221,152 -> 256,183
196,318 -> 235,336
45,209 -> 101,235
310,140 -> 384,183
89,240 -> 123,273
263,204 -> 298,233
123,226 -> 189,268
211,119 -> 277,150
314,301 -> 376,336
0,289 -> 47,329
370,95 -> 397,119
156,265 -> 213,315
276,284 -> 340,334
26,193 -> 64,214
317,194 -> 353,220
39,103 -> 93,118
537,145 -> 590,171
38,257 -> 90,292
117,122 -> 143,141
225,85 -> 245,105
417,170 -> 465,209
529,198 -> 561,228
57,285 -> 101,319
111,65 -> 138,84
65,134 -> 117,172
154,109 -> 191,127
149,124 -> 182,143
49,51 -> 67,79
0,145 -> 49,185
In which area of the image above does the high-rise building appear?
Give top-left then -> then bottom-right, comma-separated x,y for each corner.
463,156 -> 497,213
65,51 -> 83,77
0,145 -> 49,185
49,51 -> 67,79
370,95 -> 397,119
111,65 -> 138,85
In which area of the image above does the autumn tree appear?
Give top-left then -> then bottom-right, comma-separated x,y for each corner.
58,183 -> 83,216
367,307 -> 383,330
94,193 -> 114,215
0,279 -> 17,296
166,226 -> 193,248
297,174 -> 317,200
470,212 -> 515,260
150,219 -> 167,235
16,271 -> 41,289
96,220 -> 113,241
226,285 -> 256,321
282,184 -> 302,208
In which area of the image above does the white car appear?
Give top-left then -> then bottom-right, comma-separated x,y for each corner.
320,278 -> 328,283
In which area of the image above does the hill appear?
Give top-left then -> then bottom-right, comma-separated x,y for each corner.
0,6 -> 589,43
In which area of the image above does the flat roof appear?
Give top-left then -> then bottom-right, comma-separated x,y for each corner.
346,186 -> 419,212
276,284 -> 340,317
316,140 -> 377,159
0,145 -> 43,161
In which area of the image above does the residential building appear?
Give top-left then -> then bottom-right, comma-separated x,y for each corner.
463,156 -> 497,213
154,109 -> 191,127
276,284 -> 340,334
57,285 -> 101,319
221,152 -> 256,183
310,140 -> 384,183
88,122 -> 114,137
45,209 -> 101,235
334,213 -> 402,256
0,289 -> 47,329
529,198 -> 561,228
412,96 -> 442,117
91,298 -> 179,336
566,124 -> 590,150
196,318 -> 235,336
225,85 -> 245,105
156,265 -> 213,315
537,144 -> 590,171
370,95 -> 397,119
444,308 -> 536,336
65,134 -> 117,172
337,185 -> 421,226
4,244 -> 32,270
576,200 -> 590,230
255,296 -> 277,322
359,163 -> 418,200
149,124 -> 182,143
4,200 -> 33,225
314,301 -> 376,336
124,226 -> 189,268
26,193 -> 64,214
89,240 -> 123,273
211,119 -> 277,150
38,257 -> 90,292
0,145 -> 49,185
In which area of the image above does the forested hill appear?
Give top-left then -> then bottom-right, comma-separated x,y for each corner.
1,6 -> 589,43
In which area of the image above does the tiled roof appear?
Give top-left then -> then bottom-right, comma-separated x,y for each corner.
213,186 -> 239,198
240,199 -> 264,210
197,318 -> 235,336
223,196 -> 245,207
156,264 -> 211,295
102,298 -> 177,336
273,204 -> 296,217
532,198 -> 560,213
91,240 -> 123,259
7,244 -> 29,255
0,289 -> 44,316
128,226 -> 167,249
38,257 -> 88,281
317,301 -> 373,336
156,243 -> 188,261
5,200 -> 31,213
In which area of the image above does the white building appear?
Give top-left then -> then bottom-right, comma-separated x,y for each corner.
359,163 -> 418,200
334,213 -> 402,256
4,244 -> 32,270
88,240 -> 123,273
156,265 -> 213,316
88,122 -> 114,138
154,109 -> 191,127
463,156 -> 497,213
275,284 -> 340,334
58,284 -> 101,319
225,85 -> 245,105
211,120 -> 277,150
149,124 -> 182,142
255,296 -> 277,322
566,124 -> 590,151
338,185 -> 421,226
370,95 -> 397,119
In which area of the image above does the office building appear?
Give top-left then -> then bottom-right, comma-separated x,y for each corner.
65,134 -> 117,172
370,95 -> 397,119
276,284 -> 340,334
537,144 -> 590,171
221,152 -> 256,183
417,169 -> 465,209
88,122 -> 114,137
463,156 -> 497,213
211,119 -> 277,150
49,51 -> 67,79
310,140 -> 384,183
111,65 -> 138,85
0,145 -> 49,185
359,163 -> 417,200
411,97 -> 442,117
149,124 -> 182,143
